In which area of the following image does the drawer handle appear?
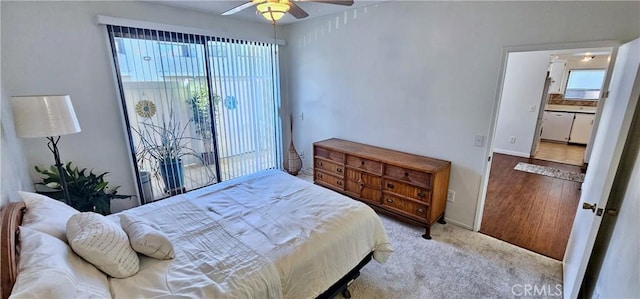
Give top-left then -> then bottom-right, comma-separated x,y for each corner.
336,168 -> 343,173
417,207 -> 425,214
387,183 -> 394,189
317,161 -> 323,167
418,191 -> 426,198
337,180 -> 343,186
404,171 -> 409,176
317,173 -> 323,179
386,198 -> 393,203
359,182 -> 365,187
361,160 -> 365,166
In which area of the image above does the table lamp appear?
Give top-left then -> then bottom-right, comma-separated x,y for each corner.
12,95 -> 81,205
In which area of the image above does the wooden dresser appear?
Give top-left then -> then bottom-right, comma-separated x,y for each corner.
313,138 -> 451,239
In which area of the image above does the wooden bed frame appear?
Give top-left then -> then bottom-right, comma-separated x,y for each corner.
0,201 -> 370,299
0,202 -> 25,299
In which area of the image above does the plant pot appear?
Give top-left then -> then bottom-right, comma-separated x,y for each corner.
139,171 -> 154,203
158,158 -> 185,193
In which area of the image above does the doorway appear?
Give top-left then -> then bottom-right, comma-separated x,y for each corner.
530,52 -> 612,167
478,45 -> 614,260
480,153 -> 581,260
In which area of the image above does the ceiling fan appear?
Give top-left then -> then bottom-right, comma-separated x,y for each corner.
222,0 -> 354,23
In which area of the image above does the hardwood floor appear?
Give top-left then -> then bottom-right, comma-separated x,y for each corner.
480,153 -> 582,260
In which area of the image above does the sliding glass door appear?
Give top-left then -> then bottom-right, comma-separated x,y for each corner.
208,40 -> 282,181
107,26 -> 282,203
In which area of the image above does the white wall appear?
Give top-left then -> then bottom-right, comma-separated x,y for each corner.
1,1 -> 282,212
1,79 -> 35,207
493,51 -> 553,157
0,0 -> 34,207
284,1 -> 640,228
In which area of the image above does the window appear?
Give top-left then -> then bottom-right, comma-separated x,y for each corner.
564,69 -> 606,100
158,43 -> 194,57
115,39 -> 126,55
107,26 -> 282,203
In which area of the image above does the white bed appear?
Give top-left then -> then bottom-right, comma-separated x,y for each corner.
2,169 -> 392,299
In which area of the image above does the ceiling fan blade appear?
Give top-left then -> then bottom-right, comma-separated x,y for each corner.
288,2 -> 310,19
300,0 -> 354,6
222,1 -> 256,15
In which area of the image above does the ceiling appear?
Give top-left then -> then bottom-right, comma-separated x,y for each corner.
550,47 -> 612,58
150,1 -> 378,25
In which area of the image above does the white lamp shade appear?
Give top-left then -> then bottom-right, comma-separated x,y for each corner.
12,95 -> 81,138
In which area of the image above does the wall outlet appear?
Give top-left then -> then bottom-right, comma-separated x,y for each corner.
299,151 -> 304,159
528,105 -> 537,112
447,190 -> 455,202
473,135 -> 485,147
509,136 -> 517,144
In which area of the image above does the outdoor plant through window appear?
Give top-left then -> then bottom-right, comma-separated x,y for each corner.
107,26 -> 282,203
187,85 -> 220,166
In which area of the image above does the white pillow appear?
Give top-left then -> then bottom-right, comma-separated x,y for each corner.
19,191 -> 79,242
10,227 -> 110,299
67,212 -> 140,278
120,214 -> 175,260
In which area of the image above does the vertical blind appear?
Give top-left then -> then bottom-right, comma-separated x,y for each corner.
107,25 -> 282,203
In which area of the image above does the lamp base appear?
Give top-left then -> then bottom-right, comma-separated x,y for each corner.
47,136 -> 72,206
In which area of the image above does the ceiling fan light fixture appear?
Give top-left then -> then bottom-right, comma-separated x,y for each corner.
257,0 -> 290,22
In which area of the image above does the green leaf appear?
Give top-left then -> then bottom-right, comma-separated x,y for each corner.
33,161 -> 131,215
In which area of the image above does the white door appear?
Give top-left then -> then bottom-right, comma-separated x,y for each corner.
549,59 -> 567,93
568,113 -> 595,144
563,38 -> 640,299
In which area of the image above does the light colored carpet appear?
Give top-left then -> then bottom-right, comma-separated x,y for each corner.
514,162 -> 584,183
296,170 -> 562,298
343,215 -> 562,298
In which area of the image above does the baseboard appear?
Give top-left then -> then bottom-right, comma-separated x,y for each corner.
444,217 -> 474,230
493,148 -> 531,158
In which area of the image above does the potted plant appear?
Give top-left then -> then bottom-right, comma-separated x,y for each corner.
133,109 -> 202,194
34,162 -> 131,215
187,85 -> 220,165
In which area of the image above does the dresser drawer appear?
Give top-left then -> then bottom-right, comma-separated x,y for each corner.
346,155 -> 383,175
383,179 -> 431,201
314,146 -> 345,164
345,180 -> 382,204
362,187 -> 382,204
314,159 -> 344,177
382,193 -> 428,220
345,168 -> 381,187
314,171 -> 344,190
384,165 -> 432,188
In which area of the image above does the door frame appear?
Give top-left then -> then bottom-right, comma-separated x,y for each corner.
530,77 -> 551,157
473,40 -> 621,232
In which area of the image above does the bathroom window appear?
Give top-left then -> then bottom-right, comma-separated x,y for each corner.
564,69 -> 606,100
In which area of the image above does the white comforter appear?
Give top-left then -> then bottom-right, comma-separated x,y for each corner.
109,170 -> 393,298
